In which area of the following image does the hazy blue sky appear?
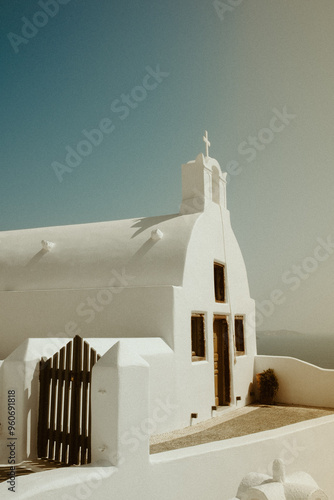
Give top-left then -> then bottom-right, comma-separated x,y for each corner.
1,1 -> 334,334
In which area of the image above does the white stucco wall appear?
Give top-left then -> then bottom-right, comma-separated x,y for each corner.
1,339 -> 333,500
1,412 -> 333,499
172,169 -> 256,428
149,416 -> 334,499
254,355 -> 334,408
0,285 -> 175,359
91,341 -> 150,467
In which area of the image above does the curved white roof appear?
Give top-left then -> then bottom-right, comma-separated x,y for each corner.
0,212 -> 201,291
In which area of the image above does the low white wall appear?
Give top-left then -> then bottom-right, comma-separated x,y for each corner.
1,348 -> 333,499
150,415 -> 334,499
255,355 -> 334,408
1,415 -> 333,499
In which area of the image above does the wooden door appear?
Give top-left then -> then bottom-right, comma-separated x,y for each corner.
213,317 -> 231,406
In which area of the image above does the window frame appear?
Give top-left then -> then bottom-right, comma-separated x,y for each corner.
191,313 -> 206,362
234,315 -> 246,355
214,262 -> 226,303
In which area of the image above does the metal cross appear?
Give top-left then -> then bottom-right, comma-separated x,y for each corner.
203,130 -> 211,157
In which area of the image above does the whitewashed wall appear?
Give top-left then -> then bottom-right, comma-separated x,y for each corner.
255,355 -> 334,407
1,406 -> 333,499
173,179 -> 257,428
1,342 -> 333,499
0,286 -> 175,359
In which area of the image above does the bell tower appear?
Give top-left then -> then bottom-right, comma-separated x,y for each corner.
179,132 -> 227,214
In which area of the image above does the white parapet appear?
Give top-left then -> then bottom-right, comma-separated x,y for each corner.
91,341 -> 150,468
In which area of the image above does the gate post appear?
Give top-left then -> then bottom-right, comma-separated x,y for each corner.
0,341 -> 40,463
91,341 -> 150,468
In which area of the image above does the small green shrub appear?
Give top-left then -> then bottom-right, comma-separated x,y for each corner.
256,368 -> 279,404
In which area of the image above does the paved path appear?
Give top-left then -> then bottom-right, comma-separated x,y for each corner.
1,404 -> 333,480
150,404 -> 334,454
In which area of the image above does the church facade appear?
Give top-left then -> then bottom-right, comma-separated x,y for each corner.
0,143 -> 256,458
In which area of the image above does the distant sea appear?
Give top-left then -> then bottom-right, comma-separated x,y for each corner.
256,330 -> 334,369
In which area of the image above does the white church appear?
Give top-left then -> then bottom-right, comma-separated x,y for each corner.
0,135 -> 333,499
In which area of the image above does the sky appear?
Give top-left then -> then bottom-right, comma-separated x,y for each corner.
1,0 -> 334,334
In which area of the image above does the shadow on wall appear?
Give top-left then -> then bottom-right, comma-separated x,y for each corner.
25,249 -> 48,269
130,239 -> 157,261
131,214 -> 179,238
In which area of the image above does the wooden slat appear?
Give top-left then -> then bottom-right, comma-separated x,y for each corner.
37,359 -> 46,458
88,347 -> 97,463
69,335 -> 82,465
55,346 -> 65,462
48,352 -> 59,460
37,358 -> 51,458
61,341 -> 72,464
91,348 -> 97,367
81,342 -> 89,464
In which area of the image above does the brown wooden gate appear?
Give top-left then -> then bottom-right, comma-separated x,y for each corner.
37,335 -> 100,465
